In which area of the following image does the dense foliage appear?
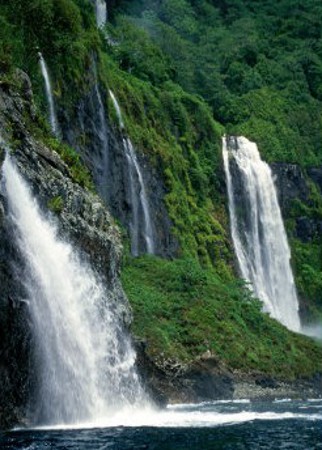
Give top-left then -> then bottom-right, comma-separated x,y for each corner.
112,0 -> 322,165
123,256 -> 322,378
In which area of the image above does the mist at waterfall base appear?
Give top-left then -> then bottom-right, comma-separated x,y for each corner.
2,400 -> 321,449
223,136 -> 301,332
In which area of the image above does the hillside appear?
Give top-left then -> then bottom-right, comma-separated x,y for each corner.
0,0 -> 321,422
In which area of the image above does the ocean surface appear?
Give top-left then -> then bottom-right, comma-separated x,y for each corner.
1,399 -> 321,449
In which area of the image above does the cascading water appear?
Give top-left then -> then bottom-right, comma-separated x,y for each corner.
95,0 -> 107,28
38,53 -> 59,138
109,90 -> 124,129
223,136 -> 301,332
123,138 -> 155,256
1,153 -> 148,426
109,90 -> 155,256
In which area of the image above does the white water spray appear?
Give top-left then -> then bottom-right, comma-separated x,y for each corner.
1,154 -> 148,426
109,90 -> 155,256
223,136 -> 301,332
38,53 -> 59,138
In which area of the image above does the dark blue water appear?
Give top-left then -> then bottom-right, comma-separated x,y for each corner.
1,400 -> 321,449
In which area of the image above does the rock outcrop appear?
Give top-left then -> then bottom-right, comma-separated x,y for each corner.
271,162 -> 322,242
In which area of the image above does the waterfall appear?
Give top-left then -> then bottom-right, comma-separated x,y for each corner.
38,53 -> 59,138
0,154 -> 148,426
109,90 -> 124,129
109,90 -> 155,256
123,138 -> 155,256
95,0 -> 107,28
223,136 -> 301,332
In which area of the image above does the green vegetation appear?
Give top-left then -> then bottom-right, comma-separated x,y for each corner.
112,0 -> 322,166
0,0 -> 96,191
1,0 -> 321,377
47,195 -> 64,214
0,0 -> 99,111
292,239 -> 322,319
106,1 -> 322,317
284,182 -> 322,319
122,256 -> 322,379
49,139 -> 94,190
100,54 -> 230,268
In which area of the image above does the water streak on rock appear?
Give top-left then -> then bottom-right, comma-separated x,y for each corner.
109,90 -> 155,255
38,53 -> 59,138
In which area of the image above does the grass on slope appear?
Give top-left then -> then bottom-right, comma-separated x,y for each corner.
122,256 -> 322,380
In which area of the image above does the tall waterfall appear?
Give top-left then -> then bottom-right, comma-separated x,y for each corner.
223,136 -> 301,332
109,90 -> 155,256
38,53 -> 59,138
1,154 -> 148,426
95,0 -> 107,28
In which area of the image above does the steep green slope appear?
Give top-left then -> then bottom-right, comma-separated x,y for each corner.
108,0 -> 322,318
0,0 -> 321,383
122,256 -> 322,379
112,0 -> 322,165
100,54 -> 230,269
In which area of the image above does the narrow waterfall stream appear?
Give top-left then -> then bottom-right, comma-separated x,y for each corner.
95,0 -> 107,28
38,53 -> 59,138
109,90 -> 155,256
223,136 -> 301,332
1,154 -> 149,426
123,137 -> 155,256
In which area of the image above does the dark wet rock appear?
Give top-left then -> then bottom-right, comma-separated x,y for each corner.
233,372 -> 322,401
271,163 -> 322,243
59,64 -> 178,258
136,342 -> 322,403
271,163 -> 309,213
308,166 -> 322,193
295,216 -> 322,242
136,344 -> 234,404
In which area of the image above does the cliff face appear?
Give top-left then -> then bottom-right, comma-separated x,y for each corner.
59,68 -> 177,258
271,163 -> 322,242
0,75 -> 129,429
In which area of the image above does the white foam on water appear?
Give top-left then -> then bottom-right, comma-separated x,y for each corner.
26,408 -> 322,431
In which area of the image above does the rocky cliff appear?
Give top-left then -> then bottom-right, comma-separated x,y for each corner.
272,163 -> 322,243
59,63 -> 177,258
